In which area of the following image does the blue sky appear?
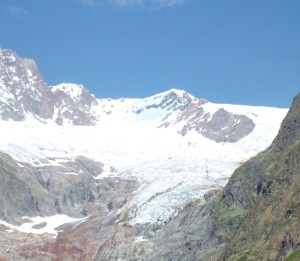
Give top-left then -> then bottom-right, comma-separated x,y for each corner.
1,0 -> 299,107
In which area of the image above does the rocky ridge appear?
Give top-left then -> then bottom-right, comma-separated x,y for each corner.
0,49 -> 263,143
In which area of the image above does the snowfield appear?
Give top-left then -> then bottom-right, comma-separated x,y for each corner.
0,215 -> 87,237
0,92 -> 288,226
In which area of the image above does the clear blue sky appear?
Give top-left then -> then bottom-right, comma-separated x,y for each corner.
1,0 -> 299,107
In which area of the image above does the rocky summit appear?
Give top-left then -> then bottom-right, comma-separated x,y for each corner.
0,49 -> 293,260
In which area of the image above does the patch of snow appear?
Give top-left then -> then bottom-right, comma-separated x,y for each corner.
12,76 -> 20,82
94,164 -> 116,179
0,214 -> 88,237
26,69 -> 32,77
0,82 -> 14,101
61,172 -> 79,176
134,236 -> 148,243
9,67 -> 16,73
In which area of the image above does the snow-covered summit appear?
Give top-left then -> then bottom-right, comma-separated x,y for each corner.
145,88 -> 198,103
132,88 -> 201,113
0,49 -> 289,145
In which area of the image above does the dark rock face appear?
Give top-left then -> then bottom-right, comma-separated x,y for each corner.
0,153 -> 40,220
0,152 -> 107,222
179,107 -> 255,143
179,106 -> 255,143
201,108 -> 255,143
274,94 -> 300,152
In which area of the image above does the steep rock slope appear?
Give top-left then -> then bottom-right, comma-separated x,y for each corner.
0,152 -> 106,223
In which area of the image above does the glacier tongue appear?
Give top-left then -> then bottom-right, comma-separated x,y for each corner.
118,157 -> 237,225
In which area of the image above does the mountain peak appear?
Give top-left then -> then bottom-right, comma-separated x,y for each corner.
132,88 -> 196,116
162,88 -> 190,95
155,88 -> 198,102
